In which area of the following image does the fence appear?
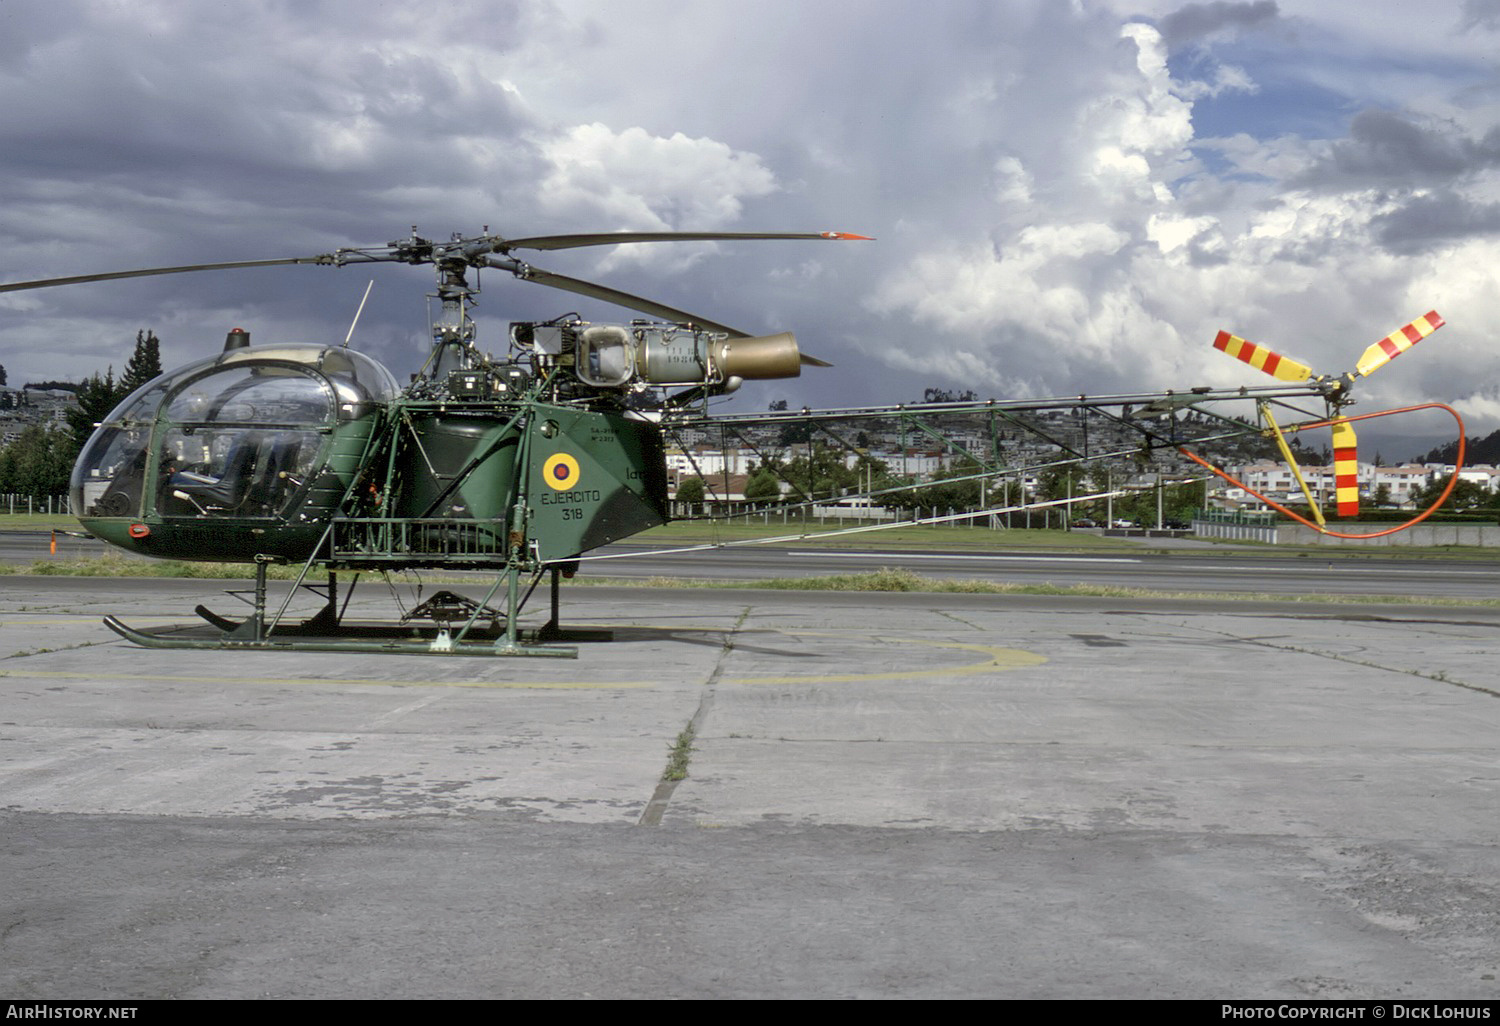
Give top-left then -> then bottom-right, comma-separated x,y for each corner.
670,502 -> 1076,529
1193,517 -> 1500,546
1280,522 -> 1500,547
0,494 -> 67,515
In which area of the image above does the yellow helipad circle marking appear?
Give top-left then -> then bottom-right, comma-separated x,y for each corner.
725,631 -> 1046,684
542,452 -> 581,490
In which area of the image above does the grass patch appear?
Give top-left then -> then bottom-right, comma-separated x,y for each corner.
636,522 -> 1141,551
9,511 -> 1500,562
0,513 -> 82,531
638,521 -> 1500,560
16,555 -> 497,585
664,726 -> 696,781
754,567 -> 933,591
20,554 -> 308,579
12,550 -> 1498,609
23,555 -> 1486,608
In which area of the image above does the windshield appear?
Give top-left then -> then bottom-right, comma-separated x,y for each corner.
72,345 -> 395,519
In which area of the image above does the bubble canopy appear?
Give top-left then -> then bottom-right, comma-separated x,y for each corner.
71,345 -> 399,521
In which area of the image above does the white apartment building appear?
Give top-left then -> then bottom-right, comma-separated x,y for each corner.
1224,460 -> 1495,508
664,446 -> 758,481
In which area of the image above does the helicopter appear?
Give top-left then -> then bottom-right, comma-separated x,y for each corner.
0,228 -> 871,656
0,229 -> 1466,656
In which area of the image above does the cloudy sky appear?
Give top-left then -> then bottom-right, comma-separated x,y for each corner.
1,0 -> 1498,451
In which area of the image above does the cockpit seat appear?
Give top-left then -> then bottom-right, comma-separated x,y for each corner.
245,437 -> 302,512
171,435 -> 263,510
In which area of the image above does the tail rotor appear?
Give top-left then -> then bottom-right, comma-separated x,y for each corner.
1209,312 -> 1445,517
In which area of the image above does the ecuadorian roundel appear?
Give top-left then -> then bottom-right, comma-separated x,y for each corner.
542,452 -> 581,490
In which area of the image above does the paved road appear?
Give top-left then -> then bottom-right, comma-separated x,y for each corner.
0,529 -> 113,565
2,577 -> 1498,998
580,542 -> 1500,598
7,528 -> 1497,600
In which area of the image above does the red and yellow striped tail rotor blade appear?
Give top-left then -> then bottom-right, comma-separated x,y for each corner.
1212,331 -> 1315,382
1354,311 -> 1444,378
1331,418 -> 1360,517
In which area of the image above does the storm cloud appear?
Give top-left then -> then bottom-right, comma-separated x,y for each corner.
1158,1 -> 1280,49
1371,191 -> 1500,254
1295,110 -> 1500,188
1,0 -> 1499,436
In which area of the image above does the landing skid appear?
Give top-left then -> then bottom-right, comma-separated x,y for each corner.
104,562 -> 603,658
102,615 -> 581,656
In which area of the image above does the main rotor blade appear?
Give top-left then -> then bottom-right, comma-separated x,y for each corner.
0,256 -> 337,294
496,231 -> 873,252
501,262 -> 749,336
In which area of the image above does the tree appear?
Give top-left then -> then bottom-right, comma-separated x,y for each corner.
68,368 -> 123,451
0,330 -> 167,501
880,461 -> 983,512
777,447 -> 890,503
63,330 -> 165,448
905,463 -> 983,509
777,418 -> 812,446
1036,465 -> 1082,503
1410,474 -> 1493,512
675,477 -> 705,505
0,363 -> 7,386
0,424 -> 73,497
120,330 -> 163,395
1420,431 -> 1497,466
743,466 -> 782,504
922,387 -> 978,403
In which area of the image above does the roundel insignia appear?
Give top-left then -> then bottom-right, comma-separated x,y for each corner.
543,452 -> 581,490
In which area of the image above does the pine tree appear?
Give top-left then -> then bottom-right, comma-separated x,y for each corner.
120,330 -> 163,395
68,368 -> 122,450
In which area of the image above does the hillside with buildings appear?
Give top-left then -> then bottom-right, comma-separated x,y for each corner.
663,404 -> 1491,522
0,386 -> 76,446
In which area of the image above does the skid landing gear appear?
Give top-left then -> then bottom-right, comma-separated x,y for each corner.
103,561 -> 598,657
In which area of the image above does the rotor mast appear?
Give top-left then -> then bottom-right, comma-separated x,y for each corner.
381,228 -> 493,381
430,249 -> 480,378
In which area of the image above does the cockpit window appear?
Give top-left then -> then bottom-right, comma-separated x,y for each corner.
165,366 -> 333,426
105,379 -> 171,426
72,353 -> 349,520
157,366 -> 331,516
157,426 -> 320,517
71,426 -> 152,518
